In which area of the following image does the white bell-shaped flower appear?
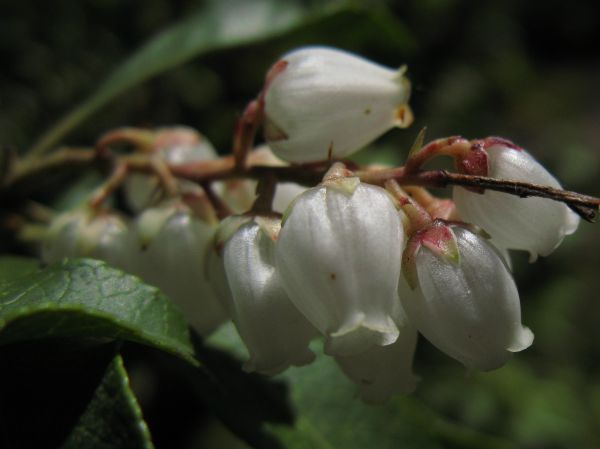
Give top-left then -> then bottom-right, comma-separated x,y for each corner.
453,144 -> 579,260
223,218 -> 316,375
125,200 -> 227,336
335,302 -> 418,404
263,46 -> 413,163
400,225 -> 533,371
276,169 -> 404,356
125,127 -> 218,212
42,208 -> 128,268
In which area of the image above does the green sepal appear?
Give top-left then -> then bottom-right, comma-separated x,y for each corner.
321,163 -> 360,196
407,127 -> 427,159
255,216 -> 282,241
401,237 -> 421,290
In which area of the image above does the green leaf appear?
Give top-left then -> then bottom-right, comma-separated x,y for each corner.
0,255 -> 40,284
61,354 -> 155,449
0,257 -> 196,365
27,1 -> 415,158
209,324 -> 515,449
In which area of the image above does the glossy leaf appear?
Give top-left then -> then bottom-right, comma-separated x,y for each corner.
0,257 -> 196,365
61,354 -> 155,449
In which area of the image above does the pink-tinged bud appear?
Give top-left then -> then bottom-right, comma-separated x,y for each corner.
453,143 -> 580,260
263,46 -> 413,163
275,170 -> 404,356
223,218 -> 317,375
335,303 -> 418,404
125,200 -> 227,336
399,225 -> 533,371
125,127 -> 218,212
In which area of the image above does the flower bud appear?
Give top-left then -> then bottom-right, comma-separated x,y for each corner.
276,168 -> 404,356
125,127 -> 218,212
223,217 -> 316,375
263,46 -> 413,163
125,200 -> 227,336
42,208 -> 128,268
335,303 -> 418,404
453,143 -> 579,260
400,224 -> 533,371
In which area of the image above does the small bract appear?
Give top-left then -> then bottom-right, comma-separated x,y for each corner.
223,218 -> 316,375
400,225 -> 533,371
454,144 -> 579,260
276,167 -> 404,356
264,46 -> 413,162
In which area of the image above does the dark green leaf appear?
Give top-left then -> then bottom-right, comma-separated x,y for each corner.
209,324 -> 515,449
0,256 -> 40,284
0,257 -> 195,365
61,354 -> 155,449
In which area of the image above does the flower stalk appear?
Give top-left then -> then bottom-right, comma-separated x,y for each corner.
2,145 -> 599,221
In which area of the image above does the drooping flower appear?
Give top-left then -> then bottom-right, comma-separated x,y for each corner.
335,302 -> 418,404
42,207 -> 128,269
223,217 -> 316,375
400,223 -> 533,371
263,46 -> 413,163
125,198 -> 227,336
275,165 -> 404,356
453,142 -> 579,260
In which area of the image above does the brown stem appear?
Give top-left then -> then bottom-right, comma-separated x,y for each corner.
89,162 -> 129,208
233,100 -> 262,172
360,167 -> 599,222
149,158 -> 179,198
2,148 -> 100,197
3,147 -> 599,222
200,182 -> 231,220
250,173 -> 277,215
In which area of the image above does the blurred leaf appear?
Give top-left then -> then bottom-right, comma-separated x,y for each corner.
0,255 -> 40,284
418,360 -> 600,449
209,324 -> 514,449
26,0 -> 332,157
0,257 -> 196,365
61,354 -> 154,449
27,0 -> 416,158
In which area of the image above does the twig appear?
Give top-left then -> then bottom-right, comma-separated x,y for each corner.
359,167 -> 599,222
2,148 -> 599,222
2,148 -> 100,197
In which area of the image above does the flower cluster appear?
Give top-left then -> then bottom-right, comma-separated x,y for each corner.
41,47 -> 580,404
